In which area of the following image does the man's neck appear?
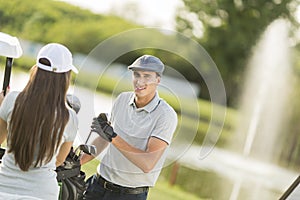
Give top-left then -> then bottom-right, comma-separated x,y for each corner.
135,93 -> 156,108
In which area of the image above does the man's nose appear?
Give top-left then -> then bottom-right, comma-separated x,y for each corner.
136,77 -> 146,84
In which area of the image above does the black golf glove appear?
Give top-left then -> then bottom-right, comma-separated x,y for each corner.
91,113 -> 117,142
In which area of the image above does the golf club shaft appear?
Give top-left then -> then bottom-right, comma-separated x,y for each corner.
279,175 -> 300,199
85,130 -> 93,144
84,113 -> 108,144
2,57 -> 13,96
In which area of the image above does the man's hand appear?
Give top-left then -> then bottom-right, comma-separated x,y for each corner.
90,113 -> 117,142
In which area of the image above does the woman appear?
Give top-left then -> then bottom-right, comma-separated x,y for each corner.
0,43 -> 79,199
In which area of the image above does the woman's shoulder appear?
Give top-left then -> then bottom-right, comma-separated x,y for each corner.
0,91 -> 21,120
5,91 -> 20,100
67,107 -> 78,125
63,108 -> 79,142
1,91 -> 20,107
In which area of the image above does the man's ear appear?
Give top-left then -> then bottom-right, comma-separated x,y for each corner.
157,76 -> 161,84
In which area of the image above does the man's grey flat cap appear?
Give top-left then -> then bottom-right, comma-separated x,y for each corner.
128,55 -> 164,76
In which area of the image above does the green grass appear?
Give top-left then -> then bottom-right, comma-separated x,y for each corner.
81,159 -> 100,179
148,181 -> 204,200
81,159 -> 205,200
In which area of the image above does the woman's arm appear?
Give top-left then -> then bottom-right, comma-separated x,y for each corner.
56,141 -> 73,167
0,118 -> 7,145
0,89 -> 9,144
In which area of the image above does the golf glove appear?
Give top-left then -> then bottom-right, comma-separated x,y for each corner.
91,113 -> 117,142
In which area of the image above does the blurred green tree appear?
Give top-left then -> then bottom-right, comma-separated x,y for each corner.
0,0 -> 139,54
175,0 -> 300,170
176,0 -> 299,105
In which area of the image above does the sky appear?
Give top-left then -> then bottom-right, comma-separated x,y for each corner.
59,0 -> 300,40
59,0 -> 184,30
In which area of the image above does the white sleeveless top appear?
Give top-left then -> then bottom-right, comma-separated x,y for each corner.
0,91 -> 78,200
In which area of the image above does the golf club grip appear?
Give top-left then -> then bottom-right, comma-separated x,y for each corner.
85,113 -> 108,144
2,57 -> 13,96
97,113 -> 108,122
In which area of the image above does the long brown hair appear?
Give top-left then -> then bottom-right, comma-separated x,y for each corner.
8,60 -> 71,171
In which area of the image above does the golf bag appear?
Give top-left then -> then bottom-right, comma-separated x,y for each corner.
0,145 -> 88,200
56,146 -> 86,200
56,94 -> 88,200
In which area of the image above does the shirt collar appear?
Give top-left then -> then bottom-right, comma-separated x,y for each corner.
129,92 -> 160,113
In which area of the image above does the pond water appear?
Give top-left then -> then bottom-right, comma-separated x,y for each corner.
165,145 -> 297,199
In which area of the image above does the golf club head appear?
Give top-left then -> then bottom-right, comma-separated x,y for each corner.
0,32 -> 22,58
77,144 -> 97,156
66,94 -> 81,114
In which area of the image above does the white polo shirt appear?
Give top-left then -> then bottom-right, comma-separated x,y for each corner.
98,91 -> 177,187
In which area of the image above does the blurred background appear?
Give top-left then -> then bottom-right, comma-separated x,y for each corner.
0,0 -> 300,199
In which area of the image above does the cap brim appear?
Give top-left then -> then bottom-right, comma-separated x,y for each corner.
71,65 -> 78,74
128,65 -> 157,73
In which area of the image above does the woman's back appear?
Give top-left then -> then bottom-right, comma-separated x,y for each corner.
0,43 -> 79,199
0,91 -> 78,199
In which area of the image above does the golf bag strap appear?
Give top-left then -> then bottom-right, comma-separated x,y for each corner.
56,167 -> 81,182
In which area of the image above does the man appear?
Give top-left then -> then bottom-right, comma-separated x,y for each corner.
82,55 -> 178,200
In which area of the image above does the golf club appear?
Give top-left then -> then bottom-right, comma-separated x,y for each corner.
85,113 -> 109,144
66,94 -> 81,114
76,144 -> 97,156
0,32 -> 23,96
279,175 -> 300,199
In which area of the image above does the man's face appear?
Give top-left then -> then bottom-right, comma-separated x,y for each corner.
132,71 -> 160,97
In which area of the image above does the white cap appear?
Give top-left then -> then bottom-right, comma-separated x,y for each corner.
0,32 -> 23,58
36,43 -> 78,73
